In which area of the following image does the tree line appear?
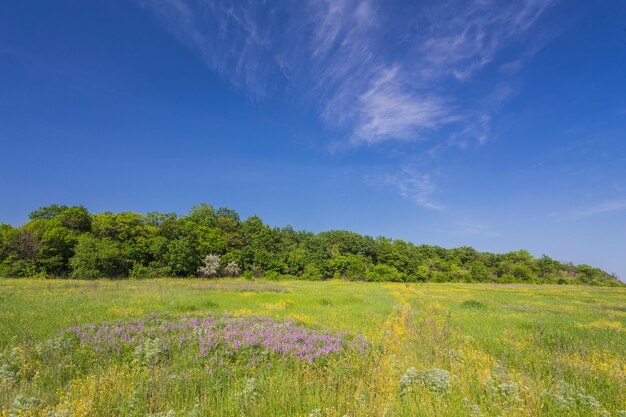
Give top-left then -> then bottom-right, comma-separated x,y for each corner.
0,204 -> 621,285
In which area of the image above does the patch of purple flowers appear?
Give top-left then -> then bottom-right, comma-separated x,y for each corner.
64,313 -> 368,364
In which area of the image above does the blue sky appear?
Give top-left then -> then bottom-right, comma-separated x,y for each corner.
1,0 -> 625,279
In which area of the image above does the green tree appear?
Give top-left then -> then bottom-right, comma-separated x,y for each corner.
0,227 -> 41,277
38,225 -> 78,276
29,205 -> 91,233
165,237 -> 200,276
469,261 -> 490,282
366,264 -> 404,282
329,253 -> 370,280
0,203 -> 621,285
537,255 -> 558,278
512,263 -> 534,282
70,235 -> 127,279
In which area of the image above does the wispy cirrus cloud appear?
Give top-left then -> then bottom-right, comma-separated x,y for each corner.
415,0 -> 556,80
138,0 -> 555,145
367,167 -> 445,211
566,199 -> 626,220
353,67 -> 454,143
137,0 -> 557,208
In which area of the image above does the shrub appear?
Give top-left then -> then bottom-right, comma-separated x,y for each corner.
461,300 -> 487,309
546,381 -> 604,411
8,395 -> 39,416
234,377 -> 260,410
251,265 -> 264,278
134,338 -> 164,366
198,254 -> 220,278
366,264 -> 404,282
399,367 -> 450,395
265,270 -> 280,281
0,348 -> 21,386
224,261 -> 241,277
302,264 -> 323,281
419,368 -> 451,394
399,367 -> 419,395
129,263 -> 173,279
485,366 -> 521,403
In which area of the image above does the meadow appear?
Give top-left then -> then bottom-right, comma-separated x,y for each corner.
0,279 -> 625,416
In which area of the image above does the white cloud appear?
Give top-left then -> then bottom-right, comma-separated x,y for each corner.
369,167 -> 445,210
353,67 -> 454,143
137,0 -> 555,145
137,0 -> 557,208
568,200 -> 626,219
414,0 -> 556,80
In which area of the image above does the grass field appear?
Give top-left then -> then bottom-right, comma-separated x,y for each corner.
0,279 -> 625,416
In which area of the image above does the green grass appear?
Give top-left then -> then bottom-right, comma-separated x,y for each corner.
0,279 -> 624,416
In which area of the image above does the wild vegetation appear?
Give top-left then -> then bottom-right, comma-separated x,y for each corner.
0,279 -> 624,416
0,204 -> 620,285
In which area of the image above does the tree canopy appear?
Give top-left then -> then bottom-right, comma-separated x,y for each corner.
0,204 -> 621,286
